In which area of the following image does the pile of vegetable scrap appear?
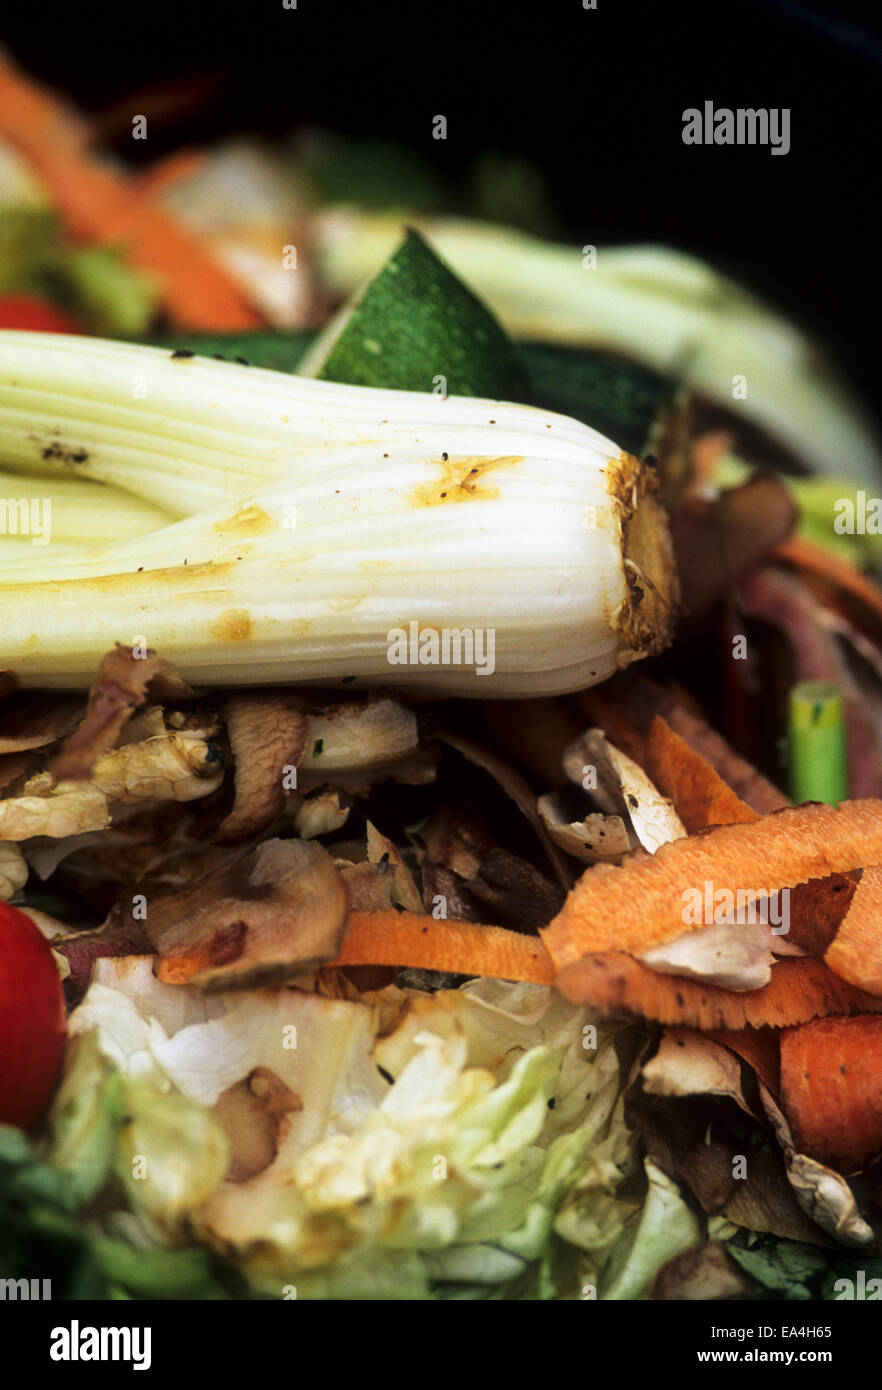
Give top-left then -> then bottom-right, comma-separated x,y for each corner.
3,631 -> 882,1276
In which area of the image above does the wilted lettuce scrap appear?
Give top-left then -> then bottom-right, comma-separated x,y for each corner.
37,961 -> 694,1300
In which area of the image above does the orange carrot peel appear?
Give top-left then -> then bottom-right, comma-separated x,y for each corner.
824,864 -> 882,996
554,953 -> 882,1030
0,53 -> 262,331
332,910 -> 555,984
644,714 -> 759,833
540,799 -> 882,972
780,1014 -> 882,1171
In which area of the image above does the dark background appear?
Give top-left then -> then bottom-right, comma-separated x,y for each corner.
3,0 -> 880,418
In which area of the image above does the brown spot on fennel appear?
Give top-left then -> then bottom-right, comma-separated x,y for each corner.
214,506 -> 274,536
409,455 -> 522,508
211,609 -> 252,641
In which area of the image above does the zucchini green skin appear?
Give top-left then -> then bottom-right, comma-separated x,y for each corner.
519,342 -> 674,456
302,228 -> 531,401
149,330 -> 316,375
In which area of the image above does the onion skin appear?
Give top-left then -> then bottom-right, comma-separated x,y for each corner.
0,901 -> 67,1129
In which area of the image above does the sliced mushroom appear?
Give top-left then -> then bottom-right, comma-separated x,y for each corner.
149,837 -> 347,990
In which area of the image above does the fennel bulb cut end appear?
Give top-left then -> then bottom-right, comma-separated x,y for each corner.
608,451 -> 680,669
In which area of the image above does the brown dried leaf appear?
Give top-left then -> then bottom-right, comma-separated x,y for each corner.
537,793 -> 631,864
150,837 -> 347,989
419,800 -> 489,882
705,1027 -> 781,1096
0,693 -> 83,754
0,750 -> 37,794
433,725 -> 574,889
30,800 -> 230,906
478,697 -> 586,783
578,672 -> 788,814
642,1027 -> 755,1115
628,1085 -> 829,1244
467,848 -> 564,932
217,691 -> 308,842
50,644 -> 193,781
418,861 -> 488,924
759,1077 -> 874,1246
652,1241 -> 754,1301
365,821 -> 423,912
0,670 -> 19,704
670,473 -> 797,622
562,728 -> 687,852
415,799 -> 563,930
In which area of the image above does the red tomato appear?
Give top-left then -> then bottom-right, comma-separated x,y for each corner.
0,902 -> 67,1129
0,294 -> 81,333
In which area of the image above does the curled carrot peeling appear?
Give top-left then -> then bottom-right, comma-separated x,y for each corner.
333,910 -> 555,984
555,953 -> 882,1031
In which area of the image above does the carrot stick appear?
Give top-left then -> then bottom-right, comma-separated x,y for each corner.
133,149 -> 209,199
555,953 -> 882,1031
541,799 -> 882,971
774,536 -> 882,629
780,1015 -> 882,1171
0,54 -> 262,331
333,910 -> 555,984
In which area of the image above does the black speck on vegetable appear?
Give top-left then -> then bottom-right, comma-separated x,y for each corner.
171,348 -> 194,359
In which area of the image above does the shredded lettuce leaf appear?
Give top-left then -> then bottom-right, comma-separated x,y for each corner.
27,961 -> 673,1300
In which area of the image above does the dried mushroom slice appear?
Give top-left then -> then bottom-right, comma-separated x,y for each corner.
217,691 -> 309,843
150,837 -> 347,989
